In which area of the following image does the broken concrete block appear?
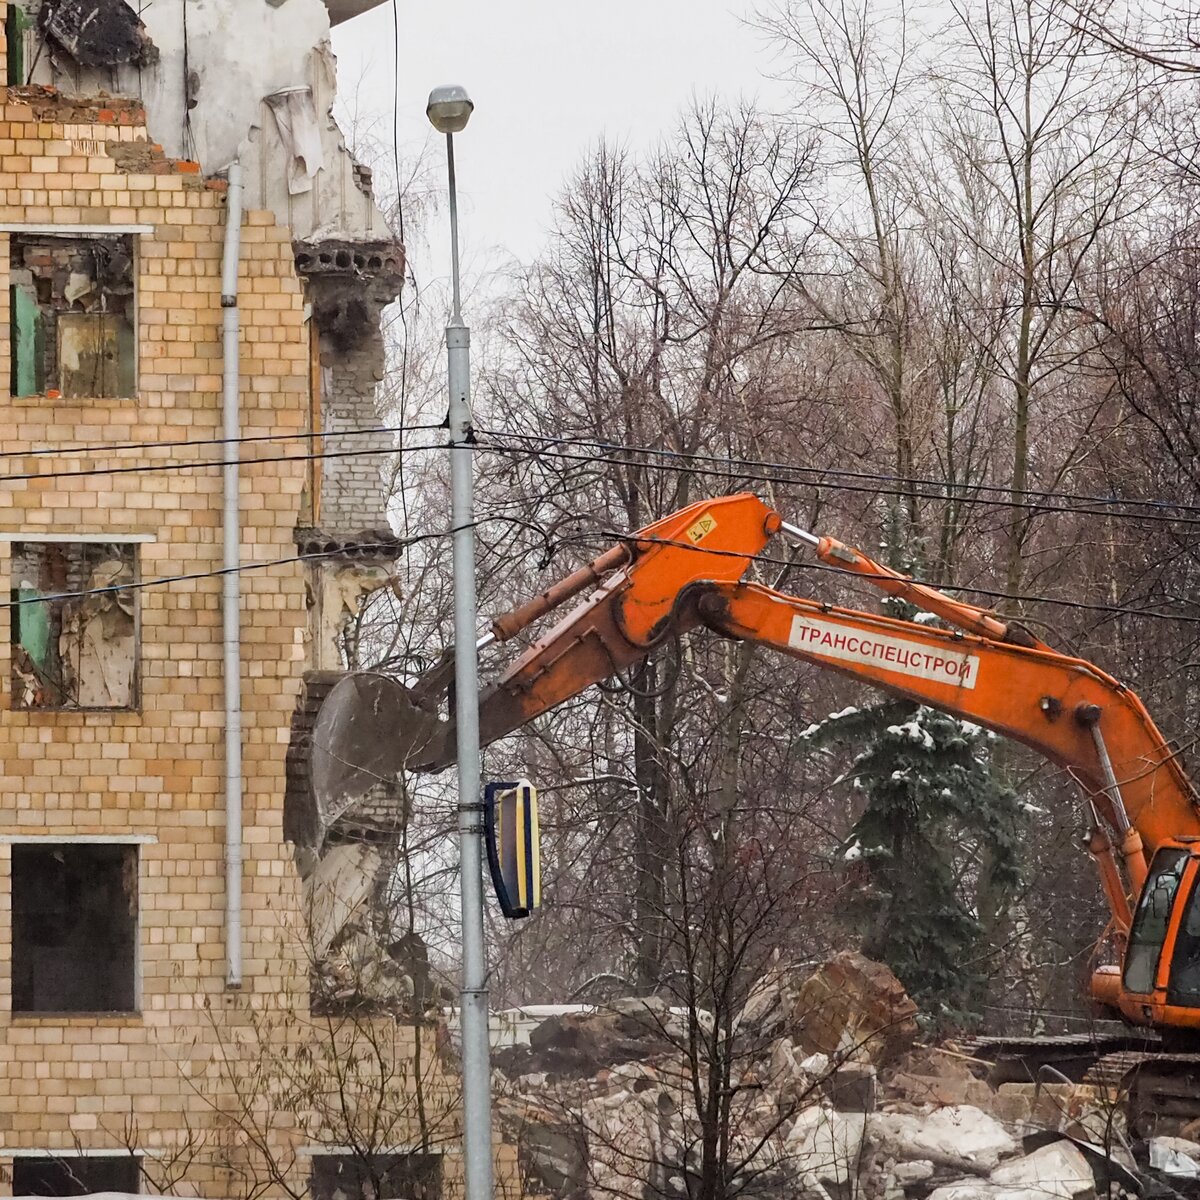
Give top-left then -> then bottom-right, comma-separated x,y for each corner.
889,1072 -> 997,1109
868,1106 -> 1018,1174
1149,1136 -> 1200,1179
822,1062 -> 878,1113
990,1141 -> 1096,1198
305,842 -> 382,958
786,1104 -> 868,1184
893,1160 -> 936,1186
791,951 -> 919,1067
925,1183 -> 1000,1200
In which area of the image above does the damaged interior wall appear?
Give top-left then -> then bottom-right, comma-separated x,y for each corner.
11,842 -> 139,1014
11,540 -> 138,710
12,0 -> 390,242
10,231 -> 136,399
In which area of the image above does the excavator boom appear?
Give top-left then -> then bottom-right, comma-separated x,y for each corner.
312,493 -> 1200,1035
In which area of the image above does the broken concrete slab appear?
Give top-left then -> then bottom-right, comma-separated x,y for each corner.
893,1160 -> 936,1186
786,1105 -> 868,1184
1150,1136 -> 1200,1179
989,1141 -> 1096,1198
868,1106 -> 1019,1174
792,950 -> 920,1067
304,841 -> 381,958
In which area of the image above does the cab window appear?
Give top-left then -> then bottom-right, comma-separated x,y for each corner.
1124,848 -> 1189,995
1168,871 -> 1200,1007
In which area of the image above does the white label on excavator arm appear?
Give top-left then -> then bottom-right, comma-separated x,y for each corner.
789,616 -> 980,690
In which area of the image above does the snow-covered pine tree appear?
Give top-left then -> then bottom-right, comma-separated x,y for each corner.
799,697 -> 1021,1024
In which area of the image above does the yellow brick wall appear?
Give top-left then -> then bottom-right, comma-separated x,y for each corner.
0,22 -> 511,1200
0,61 -> 312,1195
0,8 -> 528,1196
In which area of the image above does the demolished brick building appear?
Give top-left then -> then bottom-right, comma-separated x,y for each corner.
0,2 -> 514,1196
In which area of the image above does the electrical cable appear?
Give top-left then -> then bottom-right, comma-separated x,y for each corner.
478,426 -> 1200,516
4,423 -> 1197,534
0,437 -> 449,486
475,437 -> 1200,529
0,422 -> 443,463
1,530 -> 457,613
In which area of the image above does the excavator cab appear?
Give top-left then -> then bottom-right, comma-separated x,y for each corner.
1118,844 -> 1200,1020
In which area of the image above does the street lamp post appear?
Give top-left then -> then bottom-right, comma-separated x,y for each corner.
427,85 -> 493,1200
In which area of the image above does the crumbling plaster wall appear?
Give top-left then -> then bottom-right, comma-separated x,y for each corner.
18,0 -> 388,241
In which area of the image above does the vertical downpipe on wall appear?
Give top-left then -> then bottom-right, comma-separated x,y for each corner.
221,162 -> 244,989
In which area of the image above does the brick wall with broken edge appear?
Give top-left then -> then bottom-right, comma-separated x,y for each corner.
0,11 -> 524,1197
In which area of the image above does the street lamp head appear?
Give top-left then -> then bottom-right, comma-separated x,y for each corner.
427,85 -> 474,134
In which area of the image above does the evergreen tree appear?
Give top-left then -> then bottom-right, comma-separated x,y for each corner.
801,698 -> 1021,1023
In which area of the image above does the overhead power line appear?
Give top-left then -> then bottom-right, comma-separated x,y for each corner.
475,436 -> 1200,530
479,427 -> 1200,516
0,437 -> 448,487
6,506 -> 1198,628
0,422 -> 443,463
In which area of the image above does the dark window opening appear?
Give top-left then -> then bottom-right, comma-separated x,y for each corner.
12,1156 -> 140,1197
1124,847 -> 1189,995
311,1154 -> 442,1200
11,541 -> 139,711
9,232 -> 136,399
12,843 -> 138,1014
11,1152 -> 139,1200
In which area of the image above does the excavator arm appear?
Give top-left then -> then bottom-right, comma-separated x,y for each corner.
414,497 -> 1198,871
311,493 -> 1200,1031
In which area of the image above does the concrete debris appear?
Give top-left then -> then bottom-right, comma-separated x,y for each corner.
786,1104 -> 868,1184
1149,1137 -> 1200,1179
302,841 -> 441,1015
793,950 -> 920,1066
492,954 -> 1188,1200
869,1106 -> 1017,1174
989,1141 -> 1096,1197
40,0 -> 157,68
305,842 -> 381,959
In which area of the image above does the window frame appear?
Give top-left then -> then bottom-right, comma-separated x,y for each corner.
7,835 -> 148,1019
7,536 -> 143,714
8,1151 -> 143,1197
5,227 -> 142,402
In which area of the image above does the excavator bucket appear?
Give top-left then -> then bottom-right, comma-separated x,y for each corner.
309,671 -> 448,821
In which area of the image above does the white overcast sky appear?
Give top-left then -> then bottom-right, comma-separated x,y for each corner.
331,0 -> 791,273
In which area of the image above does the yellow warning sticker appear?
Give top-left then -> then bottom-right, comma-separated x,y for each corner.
686,513 -> 718,544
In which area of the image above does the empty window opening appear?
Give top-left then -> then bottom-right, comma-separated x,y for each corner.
12,843 -> 139,1015
311,1155 -> 442,1200
12,1155 -> 140,1197
11,541 -> 139,710
9,232 -> 136,399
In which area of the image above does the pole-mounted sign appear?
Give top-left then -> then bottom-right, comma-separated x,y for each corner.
484,780 -> 541,919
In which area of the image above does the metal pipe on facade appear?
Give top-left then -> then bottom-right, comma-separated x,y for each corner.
221,161 -> 245,989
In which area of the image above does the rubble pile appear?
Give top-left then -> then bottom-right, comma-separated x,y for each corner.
492,952 -> 1200,1200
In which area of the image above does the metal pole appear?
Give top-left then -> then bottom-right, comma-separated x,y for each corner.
445,129 -> 494,1200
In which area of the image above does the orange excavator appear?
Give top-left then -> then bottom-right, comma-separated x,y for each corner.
312,493 -> 1200,1100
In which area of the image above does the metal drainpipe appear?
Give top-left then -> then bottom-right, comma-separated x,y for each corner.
221,161 -> 244,989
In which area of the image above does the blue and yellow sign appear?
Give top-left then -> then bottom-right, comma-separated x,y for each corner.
484,780 -> 541,919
